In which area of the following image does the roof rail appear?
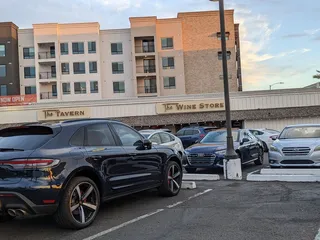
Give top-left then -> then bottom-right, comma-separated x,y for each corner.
61,118 -> 109,124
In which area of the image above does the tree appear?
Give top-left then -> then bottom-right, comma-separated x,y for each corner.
314,70 -> 320,79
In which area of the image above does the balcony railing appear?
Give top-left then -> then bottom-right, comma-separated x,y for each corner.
138,86 -> 157,94
40,92 -> 57,100
136,65 -> 156,74
135,44 -> 155,53
38,51 -> 55,59
39,72 -> 57,79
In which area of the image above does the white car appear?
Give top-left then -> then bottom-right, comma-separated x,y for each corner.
249,128 -> 280,152
139,130 -> 184,156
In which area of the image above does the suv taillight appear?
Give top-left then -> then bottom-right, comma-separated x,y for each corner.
200,134 -> 205,138
0,159 -> 60,169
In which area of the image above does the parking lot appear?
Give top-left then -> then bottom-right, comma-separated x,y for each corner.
1,179 -> 320,240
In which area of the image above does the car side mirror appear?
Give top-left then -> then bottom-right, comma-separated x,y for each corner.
271,136 -> 278,141
241,138 -> 250,144
143,139 -> 152,149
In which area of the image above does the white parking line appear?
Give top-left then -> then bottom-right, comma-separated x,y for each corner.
82,189 -> 213,240
82,209 -> 164,240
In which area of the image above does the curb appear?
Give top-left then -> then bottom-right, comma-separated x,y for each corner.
181,181 -> 197,189
247,174 -> 320,182
260,168 -> 320,175
183,174 -> 220,181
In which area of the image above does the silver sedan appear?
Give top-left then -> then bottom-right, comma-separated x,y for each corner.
269,124 -> 320,167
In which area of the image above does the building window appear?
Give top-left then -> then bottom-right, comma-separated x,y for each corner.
112,62 -> 124,74
88,41 -> 96,54
161,37 -> 173,50
113,81 -> 125,93
0,65 -> 6,77
23,47 -> 35,59
217,32 -> 230,40
62,83 -> 71,95
164,77 -> 176,89
218,51 -> 231,60
24,67 -> 36,78
60,43 -> 69,55
25,86 -> 36,95
73,62 -> 86,74
0,85 -> 7,96
162,57 -> 175,69
0,45 -> 5,57
89,61 -> 97,73
72,42 -> 84,54
61,63 -> 69,74
90,81 -> 98,93
74,82 -> 87,94
111,43 -> 123,55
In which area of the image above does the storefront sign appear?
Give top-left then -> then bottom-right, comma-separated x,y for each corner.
0,94 -> 37,107
37,107 -> 90,121
156,100 -> 225,114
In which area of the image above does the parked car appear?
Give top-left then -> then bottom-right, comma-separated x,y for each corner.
183,129 -> 264,173
0,119 -> 183,229
176,126 -> 216,148
139,128 -> 172,133
139,130 -> 184,156
269,124 -> 320,168
249,128 -> 280,152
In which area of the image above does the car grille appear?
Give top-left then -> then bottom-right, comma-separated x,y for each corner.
188,153 -> 216,166
280,160 -> 314,165
282,147 -> 311,156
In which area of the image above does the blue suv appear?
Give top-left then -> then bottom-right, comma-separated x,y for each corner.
176,126 -> 215,148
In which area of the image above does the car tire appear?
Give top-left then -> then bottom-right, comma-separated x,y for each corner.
185,167 -> 197,173
262,142 -> 269,152
0,214 -> 15,223
54,176 -> 100,229
254,148 -> 264,165
159,161 -> 182,197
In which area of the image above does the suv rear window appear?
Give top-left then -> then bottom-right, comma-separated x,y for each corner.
176,130 -> 185,136
0,126 -> 55,150
184,129 -> 194,135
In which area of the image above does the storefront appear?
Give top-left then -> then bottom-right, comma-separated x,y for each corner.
1,88 -> 320,132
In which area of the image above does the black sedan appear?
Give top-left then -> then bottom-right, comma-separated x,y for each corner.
183,129 -> 264,173
0,119 -> 183,229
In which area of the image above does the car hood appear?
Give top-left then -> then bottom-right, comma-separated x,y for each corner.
273,138 -> 320,149
185,142 -> 240,154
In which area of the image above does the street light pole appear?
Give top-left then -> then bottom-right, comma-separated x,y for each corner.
210,0 -> 241,180
269,82 -> 284,90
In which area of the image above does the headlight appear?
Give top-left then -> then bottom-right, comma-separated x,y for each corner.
270,145 -> 281,153
215,150 -> 226,155
314,146 -> 320,151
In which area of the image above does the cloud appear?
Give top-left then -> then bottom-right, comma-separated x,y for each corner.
282,28 -> 320,39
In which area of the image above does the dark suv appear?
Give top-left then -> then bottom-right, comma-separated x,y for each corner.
0,119 -> 183,229
176,126 -> 215,148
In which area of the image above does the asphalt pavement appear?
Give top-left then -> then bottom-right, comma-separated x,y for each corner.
2,154 -> 320,240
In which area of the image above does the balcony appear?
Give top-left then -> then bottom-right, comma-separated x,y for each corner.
135,44 -> 155,54
137,86 -> 157,95
38,51 -> 55,60
40,92 -> 57,100
136,65 -> 156,74
39,72 -> 57,79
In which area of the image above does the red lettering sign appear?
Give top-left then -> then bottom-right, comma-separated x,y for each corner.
0,94 -> 37,107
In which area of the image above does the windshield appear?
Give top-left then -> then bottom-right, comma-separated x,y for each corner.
279,126 -> 320,139
0,126 -> 55,150
201,130 -> 239,143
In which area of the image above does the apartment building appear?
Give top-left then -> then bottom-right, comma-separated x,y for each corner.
0,22 -> 20,96
15,10 -> 241,102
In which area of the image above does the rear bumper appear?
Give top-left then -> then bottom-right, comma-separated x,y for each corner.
0,191 -> 58,216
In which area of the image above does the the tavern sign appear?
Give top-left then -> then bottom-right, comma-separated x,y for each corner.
37,108 -> 90,121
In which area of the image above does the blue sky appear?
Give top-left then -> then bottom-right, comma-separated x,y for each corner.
1,0 -> 319,91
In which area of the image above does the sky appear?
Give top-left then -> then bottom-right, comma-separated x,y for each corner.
1,0 -> 319,91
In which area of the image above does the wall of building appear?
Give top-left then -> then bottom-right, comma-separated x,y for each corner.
245,117 -> 320,132
0,22 -> 20,96
178,11 -> 238,94
100,29 -> 134,99
18,29 -> 35,94
156,19 -> 186,96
